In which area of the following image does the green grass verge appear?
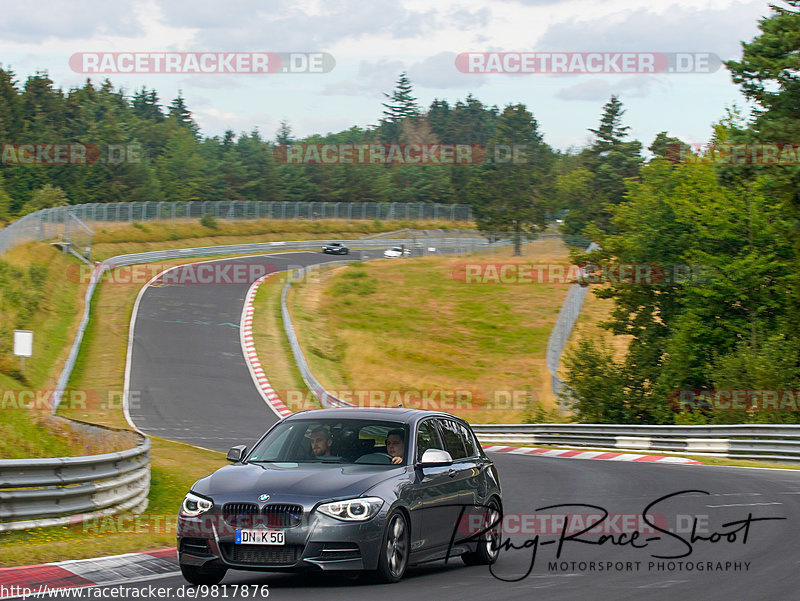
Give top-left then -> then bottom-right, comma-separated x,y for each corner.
0,244 -> 95,458
283,237 -> 572,423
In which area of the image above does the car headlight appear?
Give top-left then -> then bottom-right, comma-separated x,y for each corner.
180,492 -> 213,517
317,497 -> 384,521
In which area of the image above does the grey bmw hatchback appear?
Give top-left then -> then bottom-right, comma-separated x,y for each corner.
177,408 -> 502,584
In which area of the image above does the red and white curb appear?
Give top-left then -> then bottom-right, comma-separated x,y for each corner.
240,275 -> 293,419
483,445 -> 701,464
0,549 -> 178,597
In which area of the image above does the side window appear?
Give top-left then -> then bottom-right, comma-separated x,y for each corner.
456,422 -> 477,457
416,420 -> 445,461
438,419 -> 467,460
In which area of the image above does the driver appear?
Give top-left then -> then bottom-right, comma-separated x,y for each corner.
386,429 -> 405,465
310,426 -> 333,457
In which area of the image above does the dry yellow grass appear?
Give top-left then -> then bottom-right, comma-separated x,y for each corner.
559,284 -> 632,381
285,237 -> 576,423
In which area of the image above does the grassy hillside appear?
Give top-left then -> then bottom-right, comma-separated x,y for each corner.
283,237 -> 573,423
0,243 -> 97,458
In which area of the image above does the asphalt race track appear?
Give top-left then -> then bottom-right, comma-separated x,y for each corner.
123,252 -> 800,600
128,251 -> 354,450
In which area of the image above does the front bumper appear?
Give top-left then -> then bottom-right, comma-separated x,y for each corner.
177,509 -> 386,573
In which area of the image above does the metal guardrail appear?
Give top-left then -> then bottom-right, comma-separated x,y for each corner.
545,241 -> 599,402
0,423 -> 150,532
470,423 -> 800,463
0,201 -> 474,256
281,262 -> 354,409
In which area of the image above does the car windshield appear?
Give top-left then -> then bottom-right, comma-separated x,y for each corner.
247,419 -> 409,465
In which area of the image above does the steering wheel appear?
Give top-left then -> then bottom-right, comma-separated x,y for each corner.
354,452 -> 393,464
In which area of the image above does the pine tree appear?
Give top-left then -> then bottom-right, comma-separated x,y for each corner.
168,92 -> 199,138
427,99 -> 451,141
132,87 -> 164,122
275,120 -> 293,145
564,96 -> 642,233
0,67 -> 22,141
466,104 -> 550,255
379,72 -> 420,143
588,95 -> 630,157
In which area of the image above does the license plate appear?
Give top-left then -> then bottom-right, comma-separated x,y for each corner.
235,529 -> 285,545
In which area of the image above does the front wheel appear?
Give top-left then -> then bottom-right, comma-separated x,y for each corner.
373,510 -> 409,583
462,498 -> 502,566
180,563 -> 227,585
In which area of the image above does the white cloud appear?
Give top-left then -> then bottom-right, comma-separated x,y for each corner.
408,52 -> 488,89
536,1 -> 766,57
0,1 -> 143,42
555,75 -> 667,101
321,59 -> 405,97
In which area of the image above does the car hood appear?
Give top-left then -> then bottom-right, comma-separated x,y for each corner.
192,462 -> 401,504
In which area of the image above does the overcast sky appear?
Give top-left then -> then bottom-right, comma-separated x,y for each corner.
0,0 -> 776,151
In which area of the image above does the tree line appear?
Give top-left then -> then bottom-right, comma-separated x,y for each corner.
562,1 -> 800,424
0,67 -> 659,237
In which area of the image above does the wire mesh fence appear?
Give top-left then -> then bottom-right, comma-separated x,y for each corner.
0,201 -> 474,258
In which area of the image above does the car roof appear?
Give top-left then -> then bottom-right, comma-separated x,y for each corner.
284,407 -> 463,425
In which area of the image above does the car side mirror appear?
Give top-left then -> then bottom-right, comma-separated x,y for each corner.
226,445 -> 247,462
418,448 -> 453,467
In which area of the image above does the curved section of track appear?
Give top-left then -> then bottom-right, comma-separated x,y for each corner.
128,252 -> 352,450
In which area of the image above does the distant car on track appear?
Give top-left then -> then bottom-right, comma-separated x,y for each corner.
322,242 -> 349,255
383,246 -> 410,258
177,408 -> 502,585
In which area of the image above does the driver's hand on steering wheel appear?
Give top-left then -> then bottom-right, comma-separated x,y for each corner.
391,456 -> 402,464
